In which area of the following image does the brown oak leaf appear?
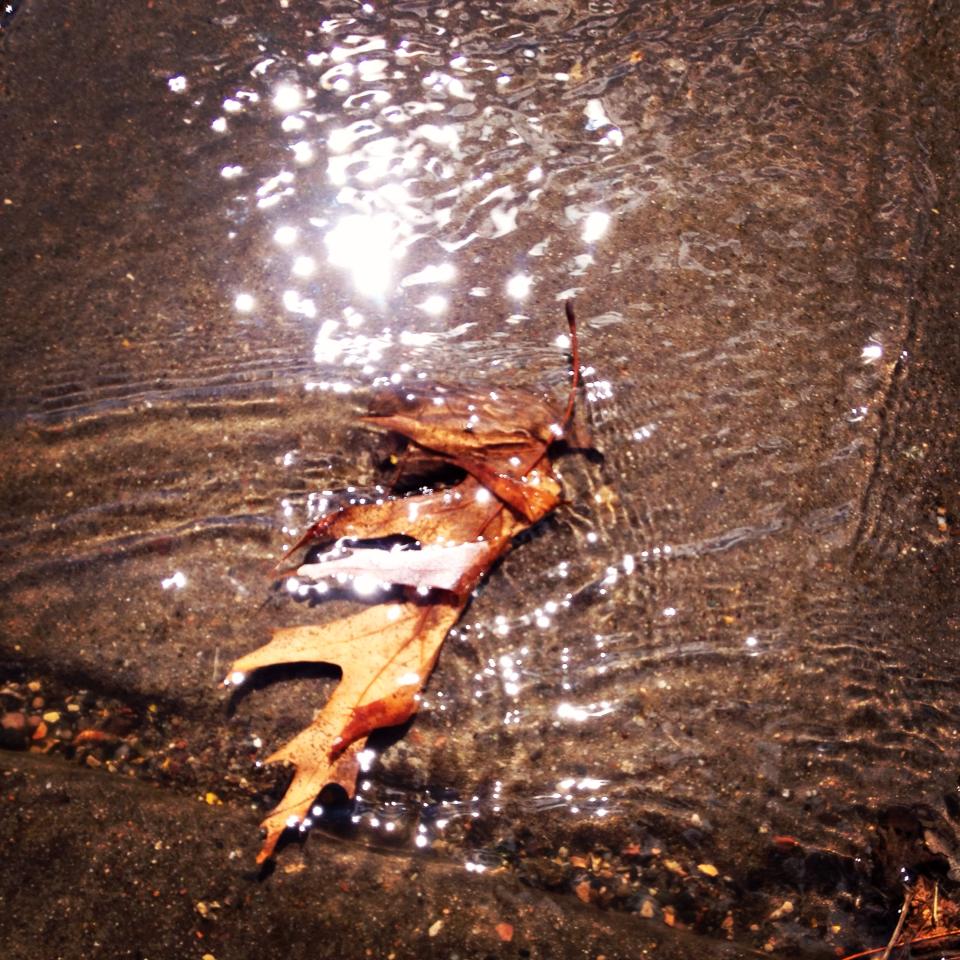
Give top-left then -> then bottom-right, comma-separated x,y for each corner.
228,302 -> 586,862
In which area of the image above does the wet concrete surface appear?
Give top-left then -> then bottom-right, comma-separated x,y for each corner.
1,0 -> 959,957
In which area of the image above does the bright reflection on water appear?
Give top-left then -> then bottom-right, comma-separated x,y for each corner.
324,212 -> 406,299
182,14 -> 626,386
152,0 -> 914,896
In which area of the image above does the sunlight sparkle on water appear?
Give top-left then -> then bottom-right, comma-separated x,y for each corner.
506,274 -> 532,299
292,255 -> 316,277
291,141 -> 314,164
352,573 -> 380,596
582,211 -> 611,243
161,571 -> 186,590
234,293 -> 255,313
578,778 -> 607,791
557,701 -> 615,722
273,85 -> 303,112
274,225 -> 298,245
325,213 -> 401,298
401,262 -> 456,287
862,343 -> 883,362
326,126 -> 356,154
283,290 -> 316,317
418,295 -> 447,315
557,703 -> 588,722
313,320 -> 344,364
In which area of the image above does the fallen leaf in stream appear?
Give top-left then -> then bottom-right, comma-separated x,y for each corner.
228,302 -> 591,862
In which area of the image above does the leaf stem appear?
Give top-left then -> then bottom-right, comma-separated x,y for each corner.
561,299 -> 580,431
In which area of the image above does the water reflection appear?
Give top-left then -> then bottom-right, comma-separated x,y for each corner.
143,0 -> 937,916
170,8 -> 637,388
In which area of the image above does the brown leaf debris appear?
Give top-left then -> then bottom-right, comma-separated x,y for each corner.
228,302 -> 588,862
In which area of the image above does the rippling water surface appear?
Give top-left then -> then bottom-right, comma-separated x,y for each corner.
2,0 -> 958,952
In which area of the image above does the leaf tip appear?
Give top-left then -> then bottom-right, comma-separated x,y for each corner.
256,814 -> 299,864
255,833 -> 280,864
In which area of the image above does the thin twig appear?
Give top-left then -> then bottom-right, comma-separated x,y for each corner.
561,299 -> 580,430
841,930 -> 960,960
880,886 -> 912,960
935,879 -> 940,927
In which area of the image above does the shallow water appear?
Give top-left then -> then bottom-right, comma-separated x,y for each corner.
2,0 -> 959,955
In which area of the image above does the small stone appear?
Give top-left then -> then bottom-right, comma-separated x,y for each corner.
639,898 -> 657,919
42,711 -> 61,724
428,920 -> 443,937
769,900 -> 794,920
67,703 -> 81,713
1,712 -> 28,749
697,863 -> 719,877
495,922 -> 513,942
27,681 -> 41,692
574,880 -> 592,903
